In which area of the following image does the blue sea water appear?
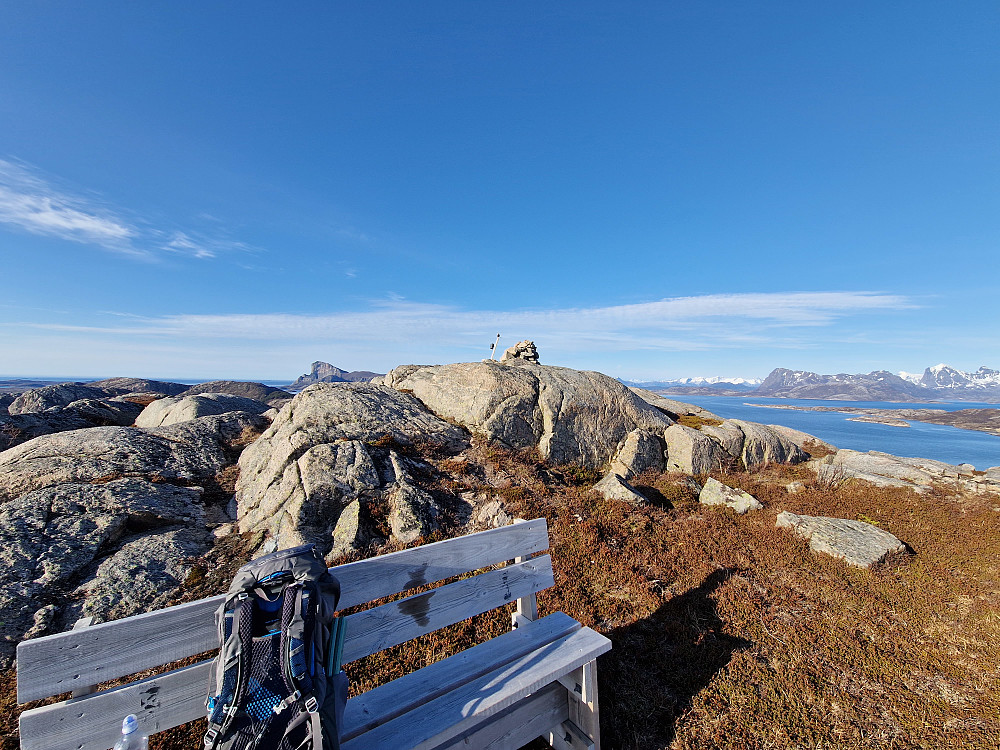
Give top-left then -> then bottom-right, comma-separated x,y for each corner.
674,395 -> 1000,471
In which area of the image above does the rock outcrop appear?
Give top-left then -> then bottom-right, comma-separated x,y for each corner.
385,362 -> 674,467
135,393 -> 271,428
8,384 -> 115,414
822,449 -> 1000,494
235,383 -> 467,556
699,477 -> 762,514
86,377 -> 190,396
180,380 -> 292,405
0,478 -> 209,668
0,411 -> 268,503
776,511 -> 907,568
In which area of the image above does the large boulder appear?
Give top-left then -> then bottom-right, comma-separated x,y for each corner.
8,384 -> 114,414
135,393 -> 271,428
663,424 -> 727,474
0,478 -> 207,667
610,429 -> 665,479
236,383 -> 467,554
0,411 -> 268,503
385,362 -> 674,467
776,511 -> 907,568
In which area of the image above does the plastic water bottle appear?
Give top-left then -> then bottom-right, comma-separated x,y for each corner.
112,714 -> 148,750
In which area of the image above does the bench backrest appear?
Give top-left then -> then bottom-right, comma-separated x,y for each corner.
16,518 -> 552,750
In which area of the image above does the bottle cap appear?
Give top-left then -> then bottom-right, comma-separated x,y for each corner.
122,714 -> 138,735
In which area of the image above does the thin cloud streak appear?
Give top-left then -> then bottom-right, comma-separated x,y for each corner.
0,159 -> 253,261
12,291 -> 915,355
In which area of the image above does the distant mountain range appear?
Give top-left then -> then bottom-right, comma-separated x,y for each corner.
752,364 -> 1000,402
627,364 -> 1000,402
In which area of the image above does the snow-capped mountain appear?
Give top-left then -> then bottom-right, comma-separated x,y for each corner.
917,364 -> 1000,390
755,365 -> 1000,402
622,376 -> 762,393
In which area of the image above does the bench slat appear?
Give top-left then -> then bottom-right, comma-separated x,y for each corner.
342,626 -> 611,750
19,661 -> 212,750
342,611 -> 580,741
434,682 -> 568,750
17,555 -> 554,749
341,555 -> 555,663
17,518 -> 550,702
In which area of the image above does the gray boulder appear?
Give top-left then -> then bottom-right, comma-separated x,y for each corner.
592,472 -> 646,505
236,383 -> 466,554
0,411 -> 268,503
663,424 -> 727,474
0,478 -> 206,667
610,429 -> 665,480
385,362 -> 674,467
776,511 -> 907,568
9,384 -> 113,414
699,477 -> 762,514
135,393 -> 271,428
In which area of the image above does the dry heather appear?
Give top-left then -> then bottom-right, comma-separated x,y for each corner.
3,440 -> 998,750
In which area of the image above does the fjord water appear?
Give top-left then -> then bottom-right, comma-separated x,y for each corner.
679,396 -> 1000,470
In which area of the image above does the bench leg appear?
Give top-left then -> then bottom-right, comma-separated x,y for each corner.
548,659 -> 601,750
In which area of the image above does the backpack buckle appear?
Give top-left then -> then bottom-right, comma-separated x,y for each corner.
203,728 -> 219,747
304,696 -> 319,714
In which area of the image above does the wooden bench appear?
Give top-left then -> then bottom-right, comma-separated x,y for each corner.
16,518 -> 611,750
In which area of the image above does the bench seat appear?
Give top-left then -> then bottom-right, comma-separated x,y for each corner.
16,519 -> 611,750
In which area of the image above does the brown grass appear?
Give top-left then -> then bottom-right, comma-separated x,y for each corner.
678,414 -> 723,429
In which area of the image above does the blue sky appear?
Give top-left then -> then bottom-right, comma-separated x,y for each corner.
1,2 -> 997,382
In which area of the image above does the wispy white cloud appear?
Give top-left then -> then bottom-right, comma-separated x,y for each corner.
1,291 -> 922,379
16,291 -> 914,348
0,158 -> 253,261
0,158 -> 139,254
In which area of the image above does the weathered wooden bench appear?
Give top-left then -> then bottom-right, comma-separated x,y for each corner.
16,518 -> 611,750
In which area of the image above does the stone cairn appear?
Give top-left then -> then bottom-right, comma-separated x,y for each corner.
499,340 -> 540,364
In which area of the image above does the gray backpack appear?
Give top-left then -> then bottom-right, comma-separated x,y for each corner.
204,545 -> 348,750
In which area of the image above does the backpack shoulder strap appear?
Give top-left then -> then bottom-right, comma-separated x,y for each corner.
204,594 -> 254,748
